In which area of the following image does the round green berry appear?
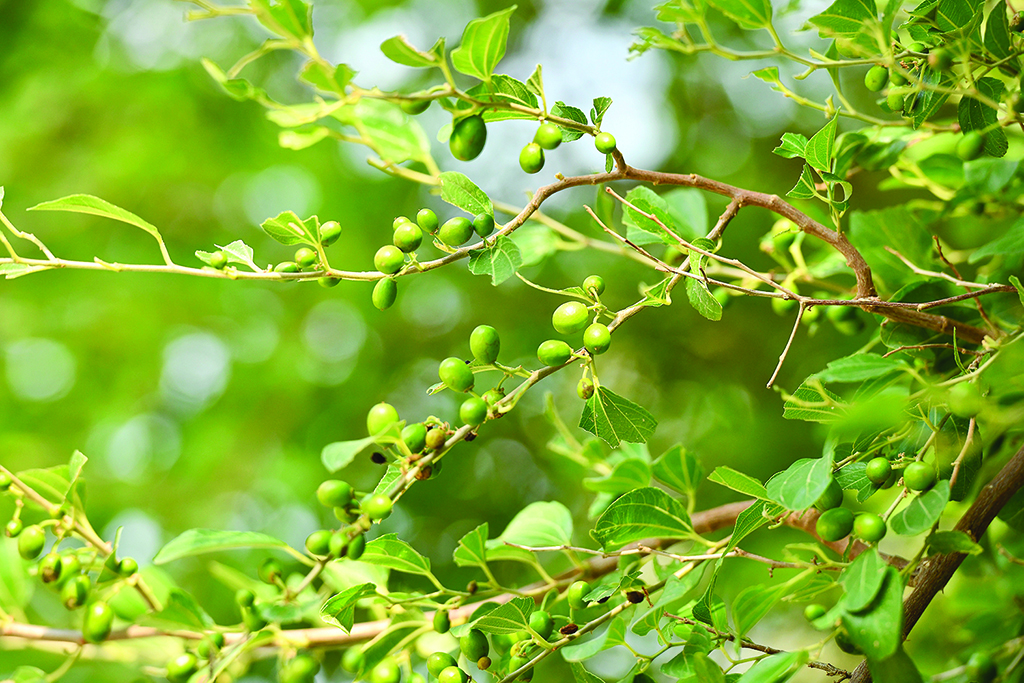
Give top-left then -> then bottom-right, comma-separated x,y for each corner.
167,652 -> 198,683
439,217 -> 474,247
552,301 -> 590,334
347,533 -> 366,560
529,610 -> 553,639
401,98 -> 431,115
82,600 -> 114,643
887,90 -> 905,112
519,142 -> 545,174
438,666 -> 468,683
295,247 -> 318,269
890,70 -> 908,86
61,574 -> 90,610
928,48 -> 953,70
460,628 -> 489,661
374,245 -> 405,274
329,530 -> 349,557
439,357 -> 475,392
577,377 -> 594,400
583,275 -> 605,296
279,653 -> 321,683
470,324 -> 500,364
538,339 -> 573,367
427,652 -> 458,678
393,222 -> 423,253
482,388 -> 505,406
209,250 -> 228,269
370,658 -> 401,683
17,524 -> 45,560
197,632 -> 224,658
6,519 -> 23,538
417,208 -> 439,234
854,513 -> 887,543
372,278 -> 398,311
402,423 -> 428,453
274,261 -> 300,273
0,471 -> 11,491
259,558 -> 283,584
235,589 -> 256,608
904,461 -> 937,491
433,609 -> 451,634
460,397 -> 488,427
367,402 -> 400,436
804,604 -> 827,622
772,296 -> 799,316
473,213 -> 495,238
320,221 -> 342,246
425,427 -> 447,451
864,65 -> 889,92
318,276 -> 340,288
966,652 -> 997,683
815,507 -> 855,542
957,131 -> 986,160
535,122 -> 562,150
118,557 -> 138,576
814,479 -> 843,511
567,580 -> 590,610
908,41 -> 927,53
509,656 -> 533,681
305,530 -> 332,557
317,480 -> 353,508
865,458 -> 892,485
361,494 -> 394,521
835,629 -> 863,655
583,323 -> 611,355
39,552 -> 62,584
341,648 -> 365,673
450,114 -> 487,161
595,132 -> 616,154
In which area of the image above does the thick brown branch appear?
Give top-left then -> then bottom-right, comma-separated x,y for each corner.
849,441 -> 1024,682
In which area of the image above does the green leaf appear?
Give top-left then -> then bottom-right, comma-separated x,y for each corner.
299,60 -> 355,93
592,486 -> 692,550
969,214 -> 1024,263
0,263 -> 39,279
837,462 -> 876,502
782,381 -> 846,423
470,596 -> 534,634
735,650 -> 808,682
372,463 -> 405,497
562,616 -> 628,660
468,235 -> 523,286
578,386 -> 658,448
29,194 -> 161,241
526,64 -> 544,99
733,583 -> 785,641
984,5 -> 1012,61
451,6 -> 517,81
765,456 -> 833,511
260,211 -> 318,246
639,277 -> 674,308
705,0 -> 772,29
279,127 -> 331,151
154,529 -> 289,564
840,548 -> 887,612
453,523 -> 490,569
551,101 -> 588,142
144,589 -> 215,630
569,662 -> 606,683
867,646 -> 925,683
1008,275 -> 1024,307
727,499 -> 786,553
333,99 -> 432,165
808,0 -> 879,55
583,458 -> 651,494
440,171 -> 493,218
889,481 -> 950,536
591,97 -> 612,126
841,566 -> 903,659
250,0 -> 311,40
848,206 -> 934,291
958,78 -> 1008,158
773,132 -> 808,159
686,277 -> 723,321
786,164 -> 817,200
380,35 -> 444,68
908,68 -> 951,129
805,114 -> 839,173
814,353 -> 905,383
497,501 -> 573,547
652,445 -> 704,496
320,437 -> 376,474
361,534 -> 432,576
925,529 -> 983,555
622,186 -> 686,246
707,467 -> 768,499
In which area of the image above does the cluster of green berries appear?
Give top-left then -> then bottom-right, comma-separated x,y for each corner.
367,401 -> 449,479
518,123 -> 562,174
372,208 -> 497,311
265,222 -> 343,287
537,277 -> 610,370
438,324 -> 508,428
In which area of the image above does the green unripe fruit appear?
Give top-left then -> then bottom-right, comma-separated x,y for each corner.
835,629 -> 863,655
438,666 -> 468,683
402,423 -> 428,453
61,574 -> 90,610
771,296 -> 799,316
259,557 -> 283,584
393,223 -> 423,253
361,494 -> 394,521
460,397 -> 488,427
280,653 -> 321,683
886,90 -> 905,112
577,377 -> 594,400
347,533 -> 366,560
854,513 -> 887,543
815,507 -> 855,542
372,278 -> 398,311
401,98 -> 431,115
519,142 -> 545,174
450,114 -> 487,161
118,557 -> 138,576
890,71 -> 908,86
966,652 -> 997,682
470,324 -> 500,364
317,479 -> 353,508
18,525 -> 45,560
370,658 -> 401,683
552,301 -> 590,334
82,600 -> 114,643
535,123 -> 562,150
305,530 -> 332,557
509,655 -> 534,681
341,648 -> 365,673
0,471 -> 11,491
814,479 -> 843,511
374,245 -> 405,274
439,217 -> 474,246
426,427 -> 447,451
197,632 -> 224,658
274,261 -> 300,273
417,208 -> 439,234
58,553 -> 81,582
865,458 -> 892,485
393,216 -> 413,230
529,610 -> 553,639
439,357 -> 475,392
482,388 -> 505,406
948,382 -> 984,417
904,461 -> 937,491
39,553 -> 62,584
804,604 -> 827,622
367,402 -> 400,436
294,247 -> 318,269
595,132 -> 616,154
908,41 -> 927,53
433,609 -> 451,634
583,323 -> 611,355
537,339 -> 573,367
209,250 -> 228,269
329,530 -> 349,557
473,213 -> 495,238
320,221 -> 342,246
582,275 -> 605,296
318,276 -> 340,288
247,608 -> 270,631
478,656 -> 492,670
427,652 -> 458,678
826,304 -> 858,324
957,131 -> 986,160
6,519 -> 23,537
460,628 -> 489,661
167,652 -> 198,683
864,65 -> 889,92
567,580 -> 590,609
928,48 -> 953,70
235,589 -> 256,608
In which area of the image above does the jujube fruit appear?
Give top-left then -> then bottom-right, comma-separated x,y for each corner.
417,208 -> 439,234
39,552 -> 62,583
865,458 -> 892,485
305,530 -> 332,556
567,580 -> 590,609
470,324 -> 500,364
280,653 -> 320,683
393,222 -> 423,253
320,221 -> 342,246
854,513 -> 887,543
552,301 -> 590,334
887,91 -> 905,112
317,479 -> 353,508
374,245 -> 405,274
473,213 -> 495,238
460,397 -> 488,427
815,507 -> 855,542
118,557 -> 138,576
401,98 -> 430,115
583,275 -> 605,296
804,604 -> 826,621
209,250 -> 228,269
460,628 -> 489,661
957,131 -> 985,161
167,652 -> 198,683
482,388 -> 505,406
259,558 -> 283,585
0,472 -> 11,491
61,575 -> 90,610
425,427 -> 447,451
318,276 -> 339,288
537,340 -> 573,367
18,524 -> 45,560
402,423 -> 428,453
529,610 -> 553,639
450,115 -> 487,161
439,357 -> 475,392
370,658 -> 401,683
438,666 -> 468,683
439,217 -> 474,247
6,519 -> 23,537
509,656 -> 533,681
928,48 -> 953,70
577,378 -> 594,400
235,589 -> 256,608
274,261 -> 300,273
534,123 -> 562,150
904,461 -> 936,491
346,533 -> 365,560
594,132 -> 616,154
367,402 -> 400,436
82,600 -> 114,643
341,647 -> 365,673
372,278 -> 398,311
814,479 -> 843,511
294,247 -> 317,268
583,323 -> 611,355
863,65 -> 888,92
433,609 -> 451,634
329,530 -> 349,557
427,652 -> 458,678
519,143 -> 544,174
361,494 -> 393,521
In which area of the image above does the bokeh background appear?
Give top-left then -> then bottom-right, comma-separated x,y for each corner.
0,0 -> 1011,680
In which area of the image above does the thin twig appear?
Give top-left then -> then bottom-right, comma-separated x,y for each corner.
767,304 -> 805,389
